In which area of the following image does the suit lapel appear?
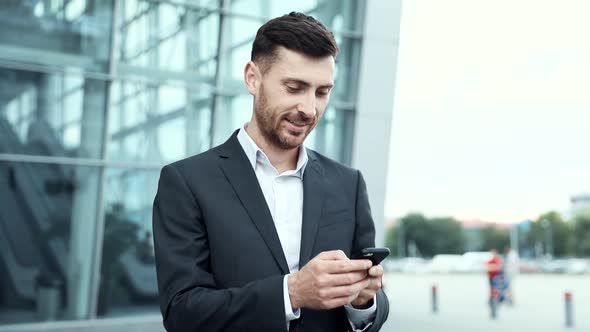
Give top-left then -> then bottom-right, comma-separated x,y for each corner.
299,152 -> 325,268
217,133 -> 290,274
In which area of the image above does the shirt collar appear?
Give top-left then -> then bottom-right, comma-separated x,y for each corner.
237,124 -> 308,178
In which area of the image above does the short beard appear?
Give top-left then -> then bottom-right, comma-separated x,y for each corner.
254,86 -> 310,150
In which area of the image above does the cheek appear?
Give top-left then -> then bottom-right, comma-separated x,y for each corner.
316,98 -> 329,111
315,107 -> 327,119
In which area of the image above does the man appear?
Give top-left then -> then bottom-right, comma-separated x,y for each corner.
486,248 -> 505,304
503,246 -> 519,305
152,12 -> 389,332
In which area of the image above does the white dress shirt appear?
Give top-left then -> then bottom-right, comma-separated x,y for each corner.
237,126 -> 376,331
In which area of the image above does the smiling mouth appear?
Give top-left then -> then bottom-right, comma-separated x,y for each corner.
285,119 -> 308,127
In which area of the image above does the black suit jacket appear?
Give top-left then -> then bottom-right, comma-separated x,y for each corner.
152,132 -> 389,332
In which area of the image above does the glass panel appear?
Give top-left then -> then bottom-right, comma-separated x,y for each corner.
107,81 -> 213,163
0,69 -> 107,159
332,37 -> 360,103
0,1 -> 114,73
230,0 -> 319,19
0,162 -> 101,324
229,95 -> 254,130
226,16 -> 258,78
117,0 -> 220,80
96,168 -> 161,317
306,107 -> 354,163
230,0 -> 361,32
308,0 -> 362,33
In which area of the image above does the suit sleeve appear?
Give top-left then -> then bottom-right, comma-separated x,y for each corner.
352,170 -> 390,332
152,165 -> 287,332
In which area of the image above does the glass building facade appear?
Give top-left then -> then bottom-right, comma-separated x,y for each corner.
0,0 -> 367,326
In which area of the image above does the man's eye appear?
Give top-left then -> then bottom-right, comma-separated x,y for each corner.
316,90 -> 329,97
286,86 -> 301,93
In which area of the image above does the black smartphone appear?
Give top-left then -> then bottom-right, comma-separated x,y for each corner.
353,247 -> 390,266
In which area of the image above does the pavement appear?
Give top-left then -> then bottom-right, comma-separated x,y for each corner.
1,272 -> 588,331
380,272 -> 590,332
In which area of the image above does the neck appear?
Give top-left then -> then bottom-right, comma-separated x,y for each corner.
245,123 -> 299,173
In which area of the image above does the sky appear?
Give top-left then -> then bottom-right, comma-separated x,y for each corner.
385,0 -> 590,223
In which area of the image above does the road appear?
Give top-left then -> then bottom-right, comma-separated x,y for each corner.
381,273 -> 590,332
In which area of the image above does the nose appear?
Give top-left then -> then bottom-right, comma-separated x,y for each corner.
296,92 -> 317,118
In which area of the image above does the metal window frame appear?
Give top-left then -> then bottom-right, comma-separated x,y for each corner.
87,0 -> 121,319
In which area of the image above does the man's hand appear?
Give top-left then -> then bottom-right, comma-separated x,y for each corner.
350,264 -> 384,309
288,250 -> 372,310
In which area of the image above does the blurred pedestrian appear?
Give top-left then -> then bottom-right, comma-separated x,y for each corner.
486,248 -> 505,305
503,246 -> 519,305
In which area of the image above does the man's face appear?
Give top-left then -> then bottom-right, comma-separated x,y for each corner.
249,47 -> 335,150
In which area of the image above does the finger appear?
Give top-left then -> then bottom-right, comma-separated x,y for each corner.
321,295 -> 359,309
368,264 -> 384,277
358,289 -> 374,298
355,289 -> 375,302
322,278 -> 370,298
327,271 -> 368,286
316,250 -> 348,261
321,259 -> 372,273
365,276 -> 383,291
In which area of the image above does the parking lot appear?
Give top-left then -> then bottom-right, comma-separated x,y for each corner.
381,272 -> 590,332
383,255 -> 590,275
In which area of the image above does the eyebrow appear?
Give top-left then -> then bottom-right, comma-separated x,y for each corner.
281,78 -> 334,90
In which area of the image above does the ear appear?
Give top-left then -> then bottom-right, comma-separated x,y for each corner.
244,61 -> 260,96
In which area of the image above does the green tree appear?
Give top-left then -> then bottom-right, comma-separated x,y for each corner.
399,213 -> 431,256
573,213 -> 590,256
429,217 -> 466,254
385,226 -> 398,256
523,211 -> 574,257
538,211 -> 574,257
387,213 -> 465,257
479,226 -> 509,251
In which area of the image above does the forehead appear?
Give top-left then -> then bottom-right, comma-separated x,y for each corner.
265,47 -> 335,86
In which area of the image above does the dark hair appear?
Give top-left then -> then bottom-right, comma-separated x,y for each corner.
251,12 -> 339,71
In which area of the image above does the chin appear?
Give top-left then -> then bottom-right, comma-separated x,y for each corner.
279,139 -> 301,149
278,135 -> 305,149
285,131 -> 308,143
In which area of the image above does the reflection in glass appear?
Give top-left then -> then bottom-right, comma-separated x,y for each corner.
0,1 -> 114,73
229,0 -> 361,33
0,162 -> 100,324
231,0 -> 319,20
0,69 -> 107,159
97,168 -> 160,317
118,0 -> 220,78
108,82 -> 213,163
